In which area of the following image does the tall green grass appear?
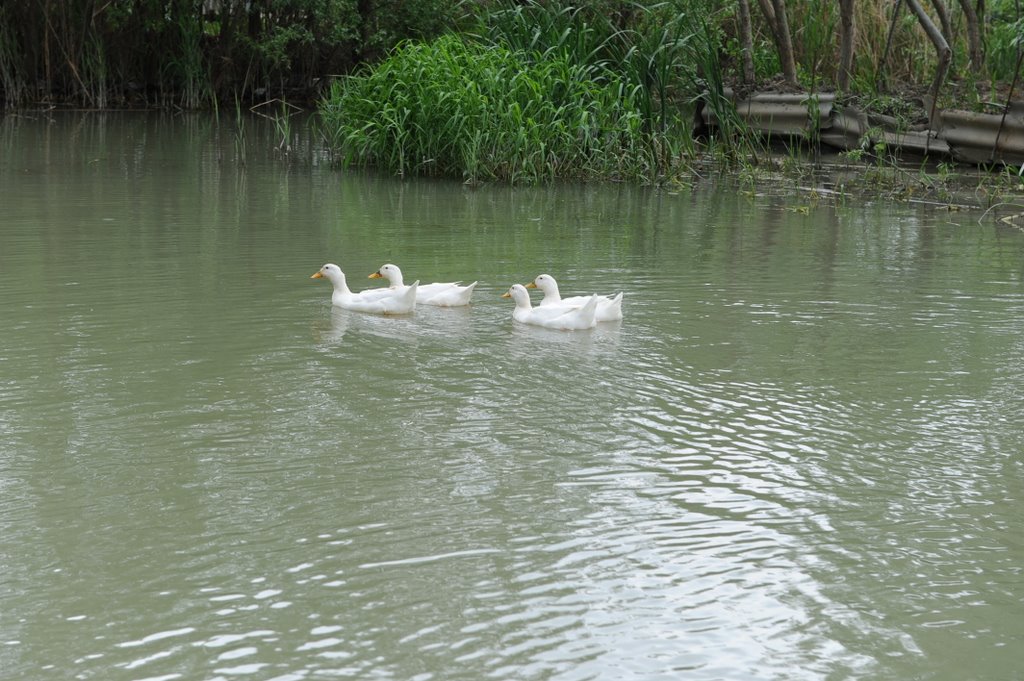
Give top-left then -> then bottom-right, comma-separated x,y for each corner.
165,13 -> 211,110
470,0 -> 696,134
987,0 -> 1024,87
319,35 -> 673,183
469,0 -> 760,164
680,13 -> 765,165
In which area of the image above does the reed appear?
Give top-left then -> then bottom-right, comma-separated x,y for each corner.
470,0 -> 696,134
233,96 -> 248,166
0,6 -> 23,107
798,0 -> 838,90
319,34 -> 668,183
468,0 -> 766,166
986,0 -> 1024,86
251,98 -> 302,158
684,12 -> 765,165
166,13 -> 211,110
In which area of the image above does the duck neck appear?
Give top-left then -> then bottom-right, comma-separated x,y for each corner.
542,283 -> 562,303
388,271 -> 406,288
331,272 -> 352,295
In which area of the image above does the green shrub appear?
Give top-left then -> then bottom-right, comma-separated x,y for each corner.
319,34 -> 671,183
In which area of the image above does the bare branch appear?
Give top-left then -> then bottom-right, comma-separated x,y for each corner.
905,0 -> 952,126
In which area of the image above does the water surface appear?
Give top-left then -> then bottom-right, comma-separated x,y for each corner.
1,113 -> 1023,680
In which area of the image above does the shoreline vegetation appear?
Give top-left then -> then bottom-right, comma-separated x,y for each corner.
5,0 -> 1024,207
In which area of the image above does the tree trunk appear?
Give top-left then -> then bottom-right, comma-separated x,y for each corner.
769,0 -> 798,86
755,0 -> 778,39
738,0 -> 756,85
957,0 -> 985,76
837,0 -> 855,91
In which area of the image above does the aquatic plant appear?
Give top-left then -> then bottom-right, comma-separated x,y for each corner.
319,35 -> 671,183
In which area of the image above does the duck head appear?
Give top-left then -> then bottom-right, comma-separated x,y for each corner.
311,263 -> 344,283
501,284 -> 531,307
527,274 -> 558,295
369,263 -> 404,286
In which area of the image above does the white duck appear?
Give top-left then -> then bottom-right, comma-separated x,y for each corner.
502,284 -> 599,330
369,263 -> 477,307
311,263 -> 418,315
526,273 -> 623,321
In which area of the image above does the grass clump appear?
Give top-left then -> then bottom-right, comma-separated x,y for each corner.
470,0 -> 692,133
318,34 -> 677,184
470,0 -> 759,162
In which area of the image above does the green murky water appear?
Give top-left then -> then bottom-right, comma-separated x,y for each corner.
2,113 -> 1022,680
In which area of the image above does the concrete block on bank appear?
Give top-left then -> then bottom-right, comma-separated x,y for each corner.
700,89 -> 1024,165
703,90 -> 836,136
819,106 -> 867,150
939,106 -> 1024,165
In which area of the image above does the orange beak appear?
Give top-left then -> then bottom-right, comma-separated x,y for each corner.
501,291 -> 512,298
525,282 -> 537,289
369,271 -> 383,279
311,271 -> 324,279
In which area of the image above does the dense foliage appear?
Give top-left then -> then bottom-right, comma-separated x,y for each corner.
6,0 -> 1024,183
4,0 -> 1022,113
0,0 -> 456,108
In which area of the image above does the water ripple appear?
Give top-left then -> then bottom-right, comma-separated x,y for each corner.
4,128 -> 1024,680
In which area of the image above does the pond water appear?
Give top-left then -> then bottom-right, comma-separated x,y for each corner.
1,112 -> 1023,681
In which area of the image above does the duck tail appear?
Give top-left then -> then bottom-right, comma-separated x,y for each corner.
404,281 -> 419,310
581,294 -> 600,327
460,281 -> 478,304
606,292 -> 624,319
